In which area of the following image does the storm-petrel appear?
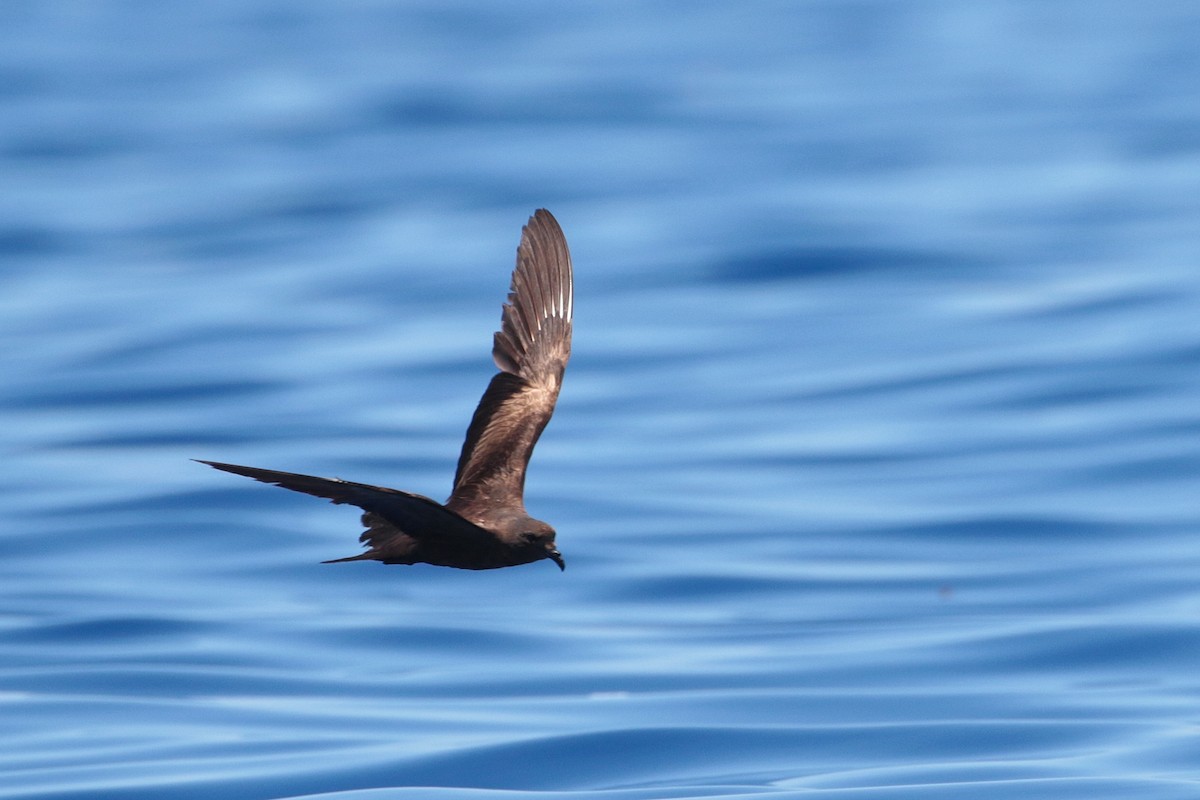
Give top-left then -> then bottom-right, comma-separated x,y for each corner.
199,209 -> 572,571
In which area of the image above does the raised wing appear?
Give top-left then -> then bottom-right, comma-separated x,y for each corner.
447,209 -> 573,517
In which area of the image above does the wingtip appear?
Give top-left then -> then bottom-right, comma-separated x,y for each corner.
194,459 -> 250,476
524,208 -> 564,239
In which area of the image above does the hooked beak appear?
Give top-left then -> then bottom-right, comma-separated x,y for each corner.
547,547 -> 565,571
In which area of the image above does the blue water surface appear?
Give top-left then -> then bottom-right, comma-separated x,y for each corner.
2,2 -> 1200,798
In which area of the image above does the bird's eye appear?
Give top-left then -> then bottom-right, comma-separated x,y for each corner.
521,531 -> 539,543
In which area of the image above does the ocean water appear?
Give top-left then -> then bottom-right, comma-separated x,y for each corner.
2,2 -> 1200,798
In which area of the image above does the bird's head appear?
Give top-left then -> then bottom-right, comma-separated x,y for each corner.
518,520 -> 565,571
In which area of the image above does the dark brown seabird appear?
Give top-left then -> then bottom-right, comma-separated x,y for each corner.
198,209 -> 572,571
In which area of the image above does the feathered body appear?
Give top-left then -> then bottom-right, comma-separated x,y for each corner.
200,209 -> 572,571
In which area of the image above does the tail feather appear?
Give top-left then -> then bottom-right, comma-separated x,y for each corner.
321,552 -> 376,564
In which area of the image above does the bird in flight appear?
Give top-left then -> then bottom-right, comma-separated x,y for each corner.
199,209 -> 572,571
